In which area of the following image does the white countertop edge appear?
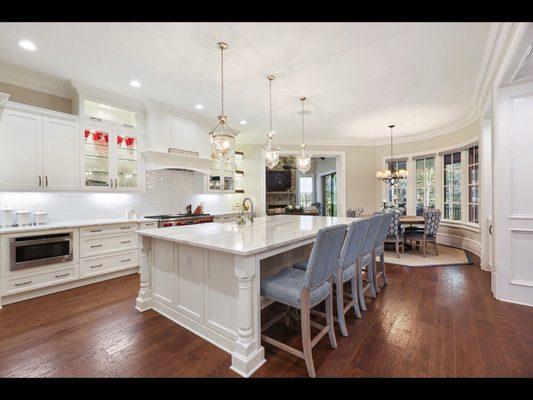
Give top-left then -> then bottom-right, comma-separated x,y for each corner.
0,217 -> 154,235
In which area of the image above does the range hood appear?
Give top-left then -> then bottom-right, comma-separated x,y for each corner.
142,151 -> 211,175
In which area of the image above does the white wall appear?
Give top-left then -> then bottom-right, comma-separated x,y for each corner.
0,169 -> 244,223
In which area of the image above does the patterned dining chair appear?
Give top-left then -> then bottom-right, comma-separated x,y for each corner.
404,209 -> 441,257
346,208 -> 364,218
293,219 -> 370,337
383,209 -> 405,258
260,224 -> 347,377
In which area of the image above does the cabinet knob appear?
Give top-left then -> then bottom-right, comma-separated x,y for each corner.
38,175 -> 42,187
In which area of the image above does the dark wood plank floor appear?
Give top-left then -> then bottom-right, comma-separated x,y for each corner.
1,252 -> 532,377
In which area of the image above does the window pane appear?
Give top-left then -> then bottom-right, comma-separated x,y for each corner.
429,187 -> 436,206
444,204 -> 450,219
416,159 -> 424,171
444,186 -> 451,203
398,161 -> 407,170
445,169 -> 452,186
299,177 -> 313,193
444,154 -> 451,166
453,152 -> 461,164
453,185 -> 461,202
416,188 -> 424,204
453,204 -> 461,220
474,146 -> 479,164
453,167 -> 461,185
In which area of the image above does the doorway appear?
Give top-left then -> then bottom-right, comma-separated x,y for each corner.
322,172 -> 337,217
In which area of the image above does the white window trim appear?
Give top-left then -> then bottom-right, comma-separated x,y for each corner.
379,137 -> 480,228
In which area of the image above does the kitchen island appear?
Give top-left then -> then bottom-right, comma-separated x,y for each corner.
135,215 -> 358,377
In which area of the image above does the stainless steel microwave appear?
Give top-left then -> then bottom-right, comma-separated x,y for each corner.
10,232 -> 73,271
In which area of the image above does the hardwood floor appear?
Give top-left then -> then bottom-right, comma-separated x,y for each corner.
1,252 -> 532,378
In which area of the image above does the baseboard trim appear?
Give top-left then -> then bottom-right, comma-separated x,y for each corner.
437,232 -> 482,257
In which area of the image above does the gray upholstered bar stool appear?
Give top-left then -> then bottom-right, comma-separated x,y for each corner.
373,212 -> 394,293
293,219 -> 370,337
260,224 -> 347,378
357,214 -> 384,311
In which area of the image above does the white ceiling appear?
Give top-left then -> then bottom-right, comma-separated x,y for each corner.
0,22 -> 493,144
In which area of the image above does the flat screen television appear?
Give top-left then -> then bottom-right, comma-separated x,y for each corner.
266,170 -> 291,191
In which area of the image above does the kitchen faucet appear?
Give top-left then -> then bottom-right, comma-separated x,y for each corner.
242,197 -> 254,223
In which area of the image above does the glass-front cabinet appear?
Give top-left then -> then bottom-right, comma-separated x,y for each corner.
209,156 -> 235,193
81,125 -> 140,191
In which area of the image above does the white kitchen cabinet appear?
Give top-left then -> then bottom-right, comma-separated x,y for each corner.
0,109 -> 43,190
0,110 -> 80,192
80,124 -> 141,191
42,117 -> 80,190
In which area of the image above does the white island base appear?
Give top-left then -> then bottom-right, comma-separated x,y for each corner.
135,216 -> 357,377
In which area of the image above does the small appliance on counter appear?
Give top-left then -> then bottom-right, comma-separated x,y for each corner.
33,211 -> 49,225
15,210 -> 33,227
0,206 -> 15,227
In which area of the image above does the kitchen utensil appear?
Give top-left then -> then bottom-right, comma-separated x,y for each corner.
186,204 -> 192,214
33,211 -> 48,225
193,204 -> 203,214
0,206 -> 15,227
15,210 -> 32,226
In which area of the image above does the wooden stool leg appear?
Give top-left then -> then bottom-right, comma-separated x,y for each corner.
350,275 -> 362,318
380,252 -> 388,286
326,281 -> 338,348
422,237 -> 426,257
335,272 -> 348,336
300,291 -> 316,378
357,260 -> 366,311
395,240 -> 400,258
433,241 -> 439,255
369,251 -> 377,298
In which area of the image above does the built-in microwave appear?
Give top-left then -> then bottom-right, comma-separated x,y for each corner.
10,232 -> 73,271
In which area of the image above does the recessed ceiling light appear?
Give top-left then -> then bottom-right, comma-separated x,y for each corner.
195,104 -> 204,110
18,40 -> 36,51
240,120 -> 247,125
129,80 -> 141,88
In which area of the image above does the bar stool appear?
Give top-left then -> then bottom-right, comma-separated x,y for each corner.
260,224 -> 347,378
357,214 -> 383,311
373,212 -> 393,293
294,219 -> 370,337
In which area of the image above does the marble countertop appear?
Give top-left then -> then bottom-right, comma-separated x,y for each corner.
0,217 -> 154,235
137,215 -> 359,256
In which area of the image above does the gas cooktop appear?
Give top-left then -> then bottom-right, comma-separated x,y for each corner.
144,213 -> 214,228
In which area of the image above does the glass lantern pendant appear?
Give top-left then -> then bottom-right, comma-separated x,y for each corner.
262,75 -> 280,169
296,96 -> 311,173
209,42 -> 236,161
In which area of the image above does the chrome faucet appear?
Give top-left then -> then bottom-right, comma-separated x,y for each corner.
242,197 -> 254,223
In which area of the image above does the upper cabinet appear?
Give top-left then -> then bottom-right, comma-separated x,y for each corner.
80,123 -> 141,191
146,109 -> 211,159
0,109 -> 79,191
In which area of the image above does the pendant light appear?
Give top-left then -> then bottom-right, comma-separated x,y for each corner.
209,42 -> 236,161
296,96 -> 311,173
262,75 -> 280,169
376,124 -> 409,185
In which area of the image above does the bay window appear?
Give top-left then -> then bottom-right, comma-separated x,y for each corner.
443,152 -> 462,221
468,145 -> 480,223
415,157 -> 436,216
387,160 -> 407,214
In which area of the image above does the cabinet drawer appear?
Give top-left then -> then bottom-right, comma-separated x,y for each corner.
80,250 -> 139,278
2,266 -> 78,295
80,233 -> 138,258
80,223 -> 138,237
139,221 -> 158,229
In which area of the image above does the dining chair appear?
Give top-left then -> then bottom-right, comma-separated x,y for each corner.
260,224 -> 347,377
404,209 -> 441,257
373,211 -> 393,293
357,214 -> 383,311
383,210 -> 405,257
346,207 -> 364,217
293,219 -> 371,337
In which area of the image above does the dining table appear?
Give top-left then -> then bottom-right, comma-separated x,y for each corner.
400,215 -> 425,226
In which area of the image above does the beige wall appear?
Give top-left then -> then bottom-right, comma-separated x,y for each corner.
0,81 -> 72,114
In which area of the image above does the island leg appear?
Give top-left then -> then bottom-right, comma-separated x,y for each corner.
231,255 -> 266,377
136,235 -> 153,312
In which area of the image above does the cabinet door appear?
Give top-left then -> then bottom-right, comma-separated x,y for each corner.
81,125 -> 112,190
172,116 -> 211,159
0,109 -> 42,190
147,111 -> 172,153
112,130 -> 140,191
42,117 -> 80,190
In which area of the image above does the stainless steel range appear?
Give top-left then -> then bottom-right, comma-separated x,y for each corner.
144,213 -> 214,228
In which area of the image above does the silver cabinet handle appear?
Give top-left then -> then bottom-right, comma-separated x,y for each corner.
55,273 -> 70,278
121,240 -> 131,244
38,175 -> 42,187
90,264 -> 103,269
90,229 -> 102,233
120,226 -> 131,230
489,225 -> 493,235
90,117 -> 102,122
90,244 -> 103,248
115,179 -> 118,188
121,258 -> 132,263
123,124 -> 133,128
15,280 -> 32,287
110,179 -> 113,188
45,176 -> 48,187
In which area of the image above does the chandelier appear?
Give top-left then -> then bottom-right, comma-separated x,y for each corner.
262,75 -> 280,169
209,42 -> 236,161
296,96 -> 311,173
376,124 -> 409,185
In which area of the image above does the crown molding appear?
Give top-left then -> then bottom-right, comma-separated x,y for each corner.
67,79 -> 144,112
